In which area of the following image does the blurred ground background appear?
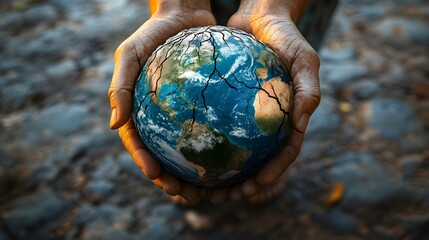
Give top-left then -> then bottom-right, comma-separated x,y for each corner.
0,0 -> 428,239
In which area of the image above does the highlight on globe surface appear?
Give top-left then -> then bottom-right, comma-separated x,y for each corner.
132,26 -> 293,187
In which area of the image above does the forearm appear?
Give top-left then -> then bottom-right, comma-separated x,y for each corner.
148,0 -> 212,16
237,0 -> 309,23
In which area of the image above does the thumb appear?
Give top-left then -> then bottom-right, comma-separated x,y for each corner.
108,41 -> 141,129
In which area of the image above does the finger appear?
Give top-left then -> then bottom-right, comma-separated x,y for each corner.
118,119 -> 162,179
108,41 -> 142,129
289,44 -> 321,126
209,188 -> 230,204
288,44 -> 320,144
255,79 -> 319,186
198,187 -> 210,199
180,182 -> 202,203
108,17 -> 179,129
229,184 -> 243,202
152,171 -> 182,196
252,17 -> 321,130
241,178 -> 261,198
255,95 -> 311,186
255,124 -> 305,186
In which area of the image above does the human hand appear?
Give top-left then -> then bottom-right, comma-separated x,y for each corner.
208,0 -> 321,203
108,0 -> 216,202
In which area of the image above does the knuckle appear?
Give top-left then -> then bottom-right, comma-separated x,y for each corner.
114,41 -> 133,58
298,45 -> 320,67
107,86 -> 115,99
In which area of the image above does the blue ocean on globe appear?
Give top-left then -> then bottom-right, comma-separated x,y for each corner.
133,26 -> 293,187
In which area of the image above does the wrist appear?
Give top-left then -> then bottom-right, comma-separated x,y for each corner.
149,0 -> 212,16
237,0 -> 309,23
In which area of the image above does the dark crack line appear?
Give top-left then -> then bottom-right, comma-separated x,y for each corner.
232,72 -> 290,146
270,84 -> 289,147
188,95 -> 198,134
245,95 -> 254,113
201,33 -> 218,110
138,31 -> 196,116
149,37 -> 185,94
220,110 -> 233,122
138,90 -> 154,113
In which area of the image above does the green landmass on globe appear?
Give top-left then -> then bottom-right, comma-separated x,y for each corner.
133,26 -> 293,187
177,121 -> 252,185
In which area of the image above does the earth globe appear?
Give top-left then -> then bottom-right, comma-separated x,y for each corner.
133,26 -> 293,187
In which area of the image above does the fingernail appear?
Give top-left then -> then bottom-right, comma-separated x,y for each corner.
242,179 -> 259,197
230,190 -> 242,201
110,108 -> 118,129
297,113 -> 310,133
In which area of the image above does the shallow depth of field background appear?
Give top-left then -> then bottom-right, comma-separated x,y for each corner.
0,0 -> 428,239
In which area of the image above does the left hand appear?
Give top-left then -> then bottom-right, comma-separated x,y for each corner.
208,1 -> 321,203
108,0 -> 216,202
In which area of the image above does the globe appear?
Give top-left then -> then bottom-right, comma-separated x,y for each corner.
133,26 -> 293,187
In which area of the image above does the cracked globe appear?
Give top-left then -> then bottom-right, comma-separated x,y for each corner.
133,26 -> 293,187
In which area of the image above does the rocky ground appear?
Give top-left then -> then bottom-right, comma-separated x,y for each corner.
0,0 -> 428,239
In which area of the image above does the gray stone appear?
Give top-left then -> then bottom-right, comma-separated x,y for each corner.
0,33 -> 7,52
45,60 -> 78,81
320,47 -> 356,62
306,96 -> 341,138
0,83 -> 31,110
351,80 -> 380,100
377,17 -> 429,44
141,204 -> 185,240
68,130 -> 119,163
0,150 -> 18,169
371,225 -> 400,240
364,98 -> 423,141
333,151 -> 377,165
0,12 -> 24,31
313,209 -> 358,234
400,155 -> 424,177
83,58 -> 114,97
31,162 -> 59,183
78,0 -> 143,44
0,59 -> 26,76
117,152 -> 147,179
404,215 -> 429,238
359,4 -> 393,20
23,103 -> 92,143
399,134 -> 428,153
361,50 -> 386,71
332,12 -> 352,34
0,165 -> 3,180
76,204 -> 133,230
142,216 -> 181,240
384,64 -> 406,83
321,61 -> 369,89
0,73 -> 48,111
30,142 -> 95,183
2,188 -> 66,232
83,227 -> 137,240
88,179 -> 114,198
77,204 -> 135,240
0,231 -> 7,240
10,27 -> 74,60
24,5 -> 58,25
330,152 -> 408,208
93,156 -> 120,180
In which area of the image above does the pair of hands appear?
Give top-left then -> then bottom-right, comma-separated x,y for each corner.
108,0 -> 320,203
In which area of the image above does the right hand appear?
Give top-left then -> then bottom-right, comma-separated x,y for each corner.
108,0 -> 216,202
